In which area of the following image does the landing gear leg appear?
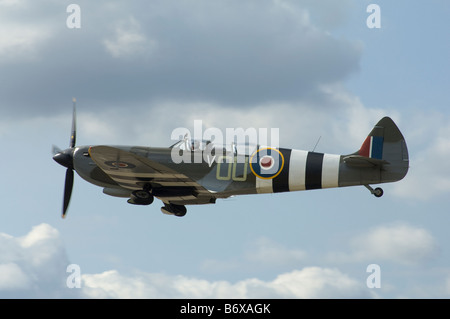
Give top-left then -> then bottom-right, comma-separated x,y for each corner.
364,185 -> 384,198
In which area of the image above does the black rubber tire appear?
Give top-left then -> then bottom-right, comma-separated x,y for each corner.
171,204 -> 187,217
374,187 -> 384,198
131,190 -> 154,205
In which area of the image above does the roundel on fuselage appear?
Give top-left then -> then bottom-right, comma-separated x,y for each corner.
250,147 -> 284,179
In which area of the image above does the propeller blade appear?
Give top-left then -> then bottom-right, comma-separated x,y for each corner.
62,168 -> 74,218
54,98 -> 78,219
70,97 -> 77,148
52,145 -> 62,156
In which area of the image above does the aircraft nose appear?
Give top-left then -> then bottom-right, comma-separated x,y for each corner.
53,149 -> 74,169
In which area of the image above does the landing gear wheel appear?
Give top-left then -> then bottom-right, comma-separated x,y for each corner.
373,187 -> 384,198
160,203 -> 187,217
173,205 -> 187,217
128,190 -> 154,205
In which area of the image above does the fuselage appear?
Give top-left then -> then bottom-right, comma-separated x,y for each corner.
72,144 -> 408,203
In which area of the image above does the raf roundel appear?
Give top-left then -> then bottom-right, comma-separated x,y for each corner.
105,161 -> 136,169
260,155 -> 274,170
250,147 -> 284,179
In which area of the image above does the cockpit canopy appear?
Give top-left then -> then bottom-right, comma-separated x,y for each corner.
170,137 -> 258,155
170,138 -> 212,151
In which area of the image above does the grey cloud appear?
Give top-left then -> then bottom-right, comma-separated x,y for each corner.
0,0 -> 361,118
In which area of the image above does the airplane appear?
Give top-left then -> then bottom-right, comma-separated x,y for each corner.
53,101 -> 409,218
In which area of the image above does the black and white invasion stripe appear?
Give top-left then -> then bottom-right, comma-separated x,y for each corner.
256,148 -> 340,193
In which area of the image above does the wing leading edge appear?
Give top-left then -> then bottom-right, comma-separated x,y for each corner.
88,146 -> 215,205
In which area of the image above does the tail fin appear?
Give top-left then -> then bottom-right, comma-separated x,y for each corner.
359,130 -> 384,160
344,117 -> 409,183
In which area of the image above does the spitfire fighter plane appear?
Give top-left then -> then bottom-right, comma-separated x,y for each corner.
53,103 -> 409,218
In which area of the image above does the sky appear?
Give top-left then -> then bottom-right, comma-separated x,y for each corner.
0,0 -> 449,298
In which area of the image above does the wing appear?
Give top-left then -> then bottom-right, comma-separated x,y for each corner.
88,146 -> 215,205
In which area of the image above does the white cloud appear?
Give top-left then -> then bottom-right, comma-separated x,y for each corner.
0,223 -> 444,298
349,223 -> 439,265
18,224 -> 63,267
0,263 -> 30,290
66,82 -> 382,150
269,267 -> 374,298
245,237 -> 307,266
0,224 -> 373,298
392,112 -> 450,200
0,224 -> 80,298
200,237 -> 307,274
35,84 -> 397,158
81,267 -> 374,299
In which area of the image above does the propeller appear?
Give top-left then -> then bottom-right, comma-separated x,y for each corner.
53,98 -> 77,218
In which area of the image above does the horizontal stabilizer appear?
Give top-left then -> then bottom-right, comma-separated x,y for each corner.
343,155 -> 389,168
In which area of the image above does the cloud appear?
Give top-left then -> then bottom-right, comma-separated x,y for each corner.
0,224 -> 80,298
392,112 -> 450,200
268,267 -> 374,298
0,224 -> 372,298
0,263 -> 30,290
0,1 -> 60,63
103,16 -> 156,59
0,223 -> 445,298
200,237 -> 307,275
81,267 -> 374,298
0,224 -> 355,299
0,0 -> 361,116
245,237 -> 307,266
0,24 -> 50,62
0,0 -> 22,6
333,223 -> 439,266
56,84 -> 382,151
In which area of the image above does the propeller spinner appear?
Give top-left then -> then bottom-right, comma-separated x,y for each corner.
53,98 -> 77,218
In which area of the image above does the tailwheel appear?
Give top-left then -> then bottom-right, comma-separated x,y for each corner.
364,185 -> 384,198
373,187 -> 384,198
128,190 -> 154,205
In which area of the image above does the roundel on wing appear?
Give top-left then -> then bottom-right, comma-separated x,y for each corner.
250,148 -> 284,179
105,161 -> 136,169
